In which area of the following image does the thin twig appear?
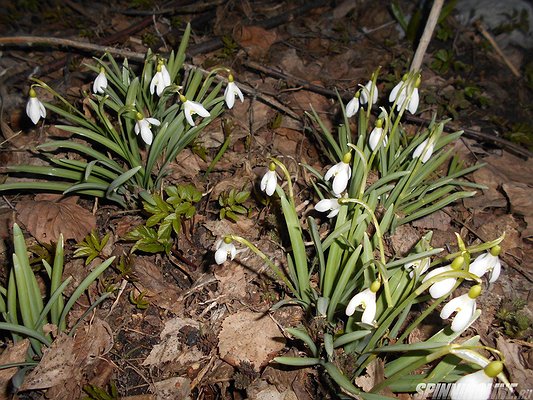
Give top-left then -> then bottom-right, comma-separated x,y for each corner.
475,21 -> 521,78
410,0 -> 445,72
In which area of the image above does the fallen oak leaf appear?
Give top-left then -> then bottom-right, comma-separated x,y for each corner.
16,196 -> 96,244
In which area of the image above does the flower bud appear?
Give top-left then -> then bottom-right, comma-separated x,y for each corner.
490,245 -> 501,257
451,255 -> 465,270
370,280 -> 381,293
468,284 -> 482,299
342,152 -> 352,164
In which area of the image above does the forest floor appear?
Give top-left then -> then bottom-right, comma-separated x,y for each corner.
0,1 -> 532,399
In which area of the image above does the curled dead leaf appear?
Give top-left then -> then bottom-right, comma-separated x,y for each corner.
233,25 -> 277,59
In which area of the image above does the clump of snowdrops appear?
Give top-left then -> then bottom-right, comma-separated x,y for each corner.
215,70 -> 511,398
0,23 -> 244,208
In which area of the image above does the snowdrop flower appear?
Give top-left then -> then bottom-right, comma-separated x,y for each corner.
368,119 -> 387,151
324,152 -> 352,196
360,80 -> 378,107
449,361 -> 503,400
92,67 -> 108,94
423,256 -> 464,299
345,92 -> 360,117
412,138 -> 435,164
224,74 -> 244,109
26,87 -> 46,125
260,162 -> 277,196
215,237 -> 237,265
315,196 -> 341,218
134,112 -> 160,145
389,74 -> 420,114
405,257 -> 430,279
469,246 -> 501,283
150,61 -> 171,96
440,285 -> 480,332
346,280 -> 380,325
180,94 -> 210,127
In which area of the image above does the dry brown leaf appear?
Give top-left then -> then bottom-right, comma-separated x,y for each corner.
354,358 -> 392,397
152,377 -> 192,400
502,182 -> 533,217
0,340 -> 29,400
16,196 -> 96,243
233,25 -> 277,59
132,257 -> 182,312
218,310 -> 284,371
20,318 -> 113,395
214,261 -> 248,299
496,336 -> 533,393
390,224 -> 420,256
20,334 -> 76,391
412,210 -> 453,231
142,317 -> 203,367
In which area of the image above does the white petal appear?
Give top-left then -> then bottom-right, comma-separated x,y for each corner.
145,117 -> 160,126
134,121 -> 141,135
324,163 -> 340,182
389,81 -> 402,103
332,164 -> 350,195
149,73 -> 158,95
224,84 -> 235,109
451,300 -> 476,332
449,370 -> 493,400
361,296 -> 377,325
140,125 -> 153,145
440,294 -> 465,320
468,253 -> 490,278
184,108 -> 195,126
215,248 -> 227,265
161,65 -> 171,86
489,257 -> 501,283
408,88 -> 419,114
369,127 -> 382,151
346,292 -> 365,316
229,244 -> 237,260
190,101 -> 211,118
265,171 -> 277,196
327,208 -> 340,218
413,139 -> 434,163
315,199 -> 336,213
345,97 -> 359,117
429,278 -> 456,299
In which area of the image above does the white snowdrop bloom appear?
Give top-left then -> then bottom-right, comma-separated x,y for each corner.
224,74 -> 244,109
180,95 -> 210,127
469,246 -> 501,283
92,68 -> 108,94
134,113 -> 160,145
324,152 -> 352,196
26,88 -> 46,125
215,238 -> 237,265
389,74 -> 420,114
345,93 -> 360,117
449,361 -> 503,400
260,163 -> 277,196
150,63 -> 171,96
423,265 -> 457,299
405,257 -> 430,279
412,138 -> 435,164
368,119 -> 387,151
315,197 -> 341,218
360,80 -> 378,106
345,281 -> 380,326
440,285 -> 480,332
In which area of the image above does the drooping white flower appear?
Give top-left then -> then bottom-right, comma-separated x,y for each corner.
260,163 -> 277,196
360,80 -> 378,106
134,112 -> 160,145
26,88 -> 46,125
469,246 -> 501,283
224,74 -> 244,109
324,152 -> 352,196
368,119 -> 387,151
150,62 -> 171,96
423,265 -> 457,299
345,93 -> 360,117
440,285 -> 480,332
315,197 -> 341,218
389,74 -> 420,114
412,138 -> 435,164
346,281 -> 380,326
405,257 -> 430,279
180,94 -> 210,127
449,361 -> 503,400
215,238 -> 237,265
92,67 -> 108,94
